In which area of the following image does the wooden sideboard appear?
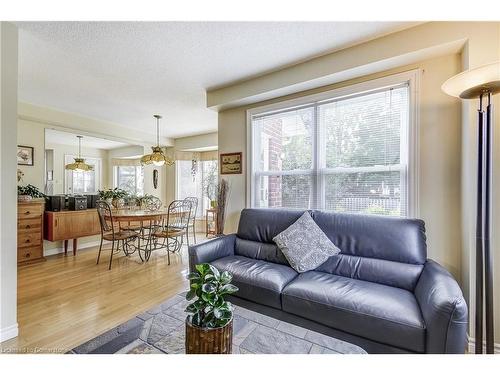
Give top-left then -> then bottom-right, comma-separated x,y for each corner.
44,209 -> 101,255
18,199 -> 46,265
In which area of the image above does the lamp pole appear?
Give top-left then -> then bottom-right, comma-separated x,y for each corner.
442,62 -> 499,354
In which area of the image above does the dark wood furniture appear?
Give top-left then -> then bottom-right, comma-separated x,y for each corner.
18,199 -> 46,265
44,209 -> 101,255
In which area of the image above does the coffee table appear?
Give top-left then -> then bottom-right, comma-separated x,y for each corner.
70,293 -> 367,354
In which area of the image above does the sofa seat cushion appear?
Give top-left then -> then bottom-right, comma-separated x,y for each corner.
211,255 -> 298,309
282,271 -> 426,352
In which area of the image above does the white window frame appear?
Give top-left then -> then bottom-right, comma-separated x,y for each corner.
64,154 -> 102,194
246,70 -> 420,217
113,165 -> 144,195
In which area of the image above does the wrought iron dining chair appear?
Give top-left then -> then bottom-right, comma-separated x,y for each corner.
96,200 -> 138,270
152,199 -> 191,265
143,195 -> 162,211
183,196 -> 198,246
140,195 -> 163,233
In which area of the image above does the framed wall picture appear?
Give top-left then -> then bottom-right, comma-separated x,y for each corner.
17,145 -> 34,166
220,152 -> 242,174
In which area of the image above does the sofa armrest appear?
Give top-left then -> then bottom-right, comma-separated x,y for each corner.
188,234 -> 236,272
415,260 -> 468,353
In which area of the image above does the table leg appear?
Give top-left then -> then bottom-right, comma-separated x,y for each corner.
64,240 -> 68,255
73,238 -> 78,256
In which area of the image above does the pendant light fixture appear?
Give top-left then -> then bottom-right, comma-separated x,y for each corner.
141,114 -> 174,167
65,135 -> 93,172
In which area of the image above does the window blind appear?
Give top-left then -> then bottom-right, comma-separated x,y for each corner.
251,83 -> 409,216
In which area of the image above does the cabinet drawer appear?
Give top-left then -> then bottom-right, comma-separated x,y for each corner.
18,205 -> 43,219
18,232 -> 42,248
18,246 -> 43,262
18,218 -> 42,233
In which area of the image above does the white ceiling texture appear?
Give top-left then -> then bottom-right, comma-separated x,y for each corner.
17,22 -> 417,139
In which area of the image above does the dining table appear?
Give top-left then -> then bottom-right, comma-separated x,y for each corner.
105,208 -> 189,262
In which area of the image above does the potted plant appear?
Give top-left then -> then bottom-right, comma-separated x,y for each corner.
98,188 -> 128,209
184,263 -> 238,354
17,184 -> 45,202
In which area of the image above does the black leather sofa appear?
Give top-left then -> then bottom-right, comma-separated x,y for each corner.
188,208 -> 468,354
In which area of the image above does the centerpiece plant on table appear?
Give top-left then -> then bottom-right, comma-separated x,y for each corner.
184,263 -> 238,354
98,188 -> 128,209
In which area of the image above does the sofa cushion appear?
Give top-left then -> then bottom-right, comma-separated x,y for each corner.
273,212 -> 341,273
237,208 -> 306,243
211,255 -> 298,309
234,238 -> 289,266
282,271 -> 426,352
316,253 -> 424,291
310,210 -> 427,264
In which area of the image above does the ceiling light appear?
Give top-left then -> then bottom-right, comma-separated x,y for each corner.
65,136 -> 94,172
141,115 -> 174,167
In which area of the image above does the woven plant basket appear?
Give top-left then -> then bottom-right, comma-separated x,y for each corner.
185,317 -> 233,354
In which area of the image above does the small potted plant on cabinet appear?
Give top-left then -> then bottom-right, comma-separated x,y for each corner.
185,263 -> 238,354
17,184 -> 45,202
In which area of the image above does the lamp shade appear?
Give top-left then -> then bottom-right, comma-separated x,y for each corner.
140,146 -> 174,166
442,61 -> 500,99
65,158 -> 94,172
140,114 -> 175,167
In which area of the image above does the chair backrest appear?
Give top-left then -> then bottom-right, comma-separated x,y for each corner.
96,200 -> 114,234
184,197 -> 198,220
236,208 -> 427,291
165,199 -> 192,230
144,196 -> 162,211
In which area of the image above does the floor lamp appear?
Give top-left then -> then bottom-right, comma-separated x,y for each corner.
442,61 -> 500,354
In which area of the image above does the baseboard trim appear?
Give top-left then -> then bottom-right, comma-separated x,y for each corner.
467,335 -> 500,354
0,323 -> 19,342
44,240 -> 103,257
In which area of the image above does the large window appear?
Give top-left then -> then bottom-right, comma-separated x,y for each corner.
64,155 -> 101,194
249,73 -> 417,217
176,159 -> 218,217
113,166 -> 144,195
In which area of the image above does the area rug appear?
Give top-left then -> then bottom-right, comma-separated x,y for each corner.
69,293 -> 366,354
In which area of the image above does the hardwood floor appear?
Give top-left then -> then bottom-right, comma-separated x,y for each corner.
0,235 -> 204,353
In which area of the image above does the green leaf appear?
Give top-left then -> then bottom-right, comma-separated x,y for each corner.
219,284 -> 239,295
220,271 -> 232,284
195,263 -> 210,275
209,265 -> 220,279
213,308 -> 223,319
187,272 -> 200,281
186,289 -> 197,301
201,292 -> 215,303
185,303 -> 199,314
202,283 -> 217,294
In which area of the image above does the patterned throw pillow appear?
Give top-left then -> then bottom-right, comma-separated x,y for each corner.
273,212 -> 341,273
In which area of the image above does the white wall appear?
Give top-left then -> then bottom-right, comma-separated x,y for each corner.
0,22 -> 18,342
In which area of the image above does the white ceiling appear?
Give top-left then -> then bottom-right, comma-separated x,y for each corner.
45,129 -> 130,150
17,22 -> 418,139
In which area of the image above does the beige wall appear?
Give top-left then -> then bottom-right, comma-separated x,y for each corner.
217,21 -> 500,346
219,54 -> 462,278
